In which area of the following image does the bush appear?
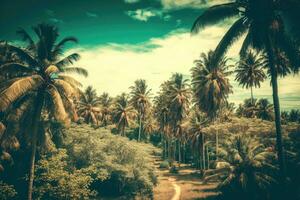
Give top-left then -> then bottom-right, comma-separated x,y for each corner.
0,181 -> 17,200
159,160 -> 170,169
34,149 -> 96,200
169,165 -> 178,174
62,124 -> 158,199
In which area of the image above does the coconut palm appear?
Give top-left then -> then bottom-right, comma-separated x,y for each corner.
99,92 -> 112,127
191,50 -> 232,157
129,79 -> 151,141
112,93 -> 136,136
189,110 -> 208,170
204,134 -> 277,200
235,51 -> 266,103
77,86 -> 101,125
0,24 -> 86,200
257,98 -> 274,121
191,50 -> 232,119
191,0 -> 300,180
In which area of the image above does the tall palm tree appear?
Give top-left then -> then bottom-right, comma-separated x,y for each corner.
191,50 -> 232,157
191,0 -> 300,181
235,51 -> 266,103
167,73 -> 191,163
99,92 -> 112,127
77,86 -> 101,125
189,110 -> 208,170
129,79 -> 151,141
112,93 -> 136,136
0,24 -> 87,200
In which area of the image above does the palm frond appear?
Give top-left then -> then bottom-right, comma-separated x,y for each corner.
16,28 -> 36,50
191,2 -> 239,34
60,67 -> 88,77
0,63 -> 34,75
47,85 -> 69,126
214,18 -> 247,61
56,53 -> 80,68
52,37 -> 78,56
0,75 -> 43,111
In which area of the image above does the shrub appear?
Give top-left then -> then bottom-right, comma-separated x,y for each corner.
62,124 -> 158,199
0,181 -> 17,200
169,165 -> 178,174
159,160 -> 170,169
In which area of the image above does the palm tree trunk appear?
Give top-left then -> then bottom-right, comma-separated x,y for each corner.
138,112 -> 142,142
28,91 -> 45,200
250,86 -> 254,104
215,129 -> 218,161
206,145 -> 210,170
178,141 -> 181,165
202,134 -> 206,170
266,38 -> 286,184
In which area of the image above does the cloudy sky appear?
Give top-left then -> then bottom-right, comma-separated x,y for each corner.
1,0 -> 299,110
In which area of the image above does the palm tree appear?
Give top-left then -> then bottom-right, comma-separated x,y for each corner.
235,51 -> 266,103
99,92 -> 112,127
257,98 -> 274,121
191,50 -> 232,157
112,93 -> 136,136
191,0 -> 300,181
77,86 -> 101,125
204,134 -> 277,200
167,73 -> 191,163
0,24 -> 87,200
129,79 -> 151,141
189,110 -> 208,170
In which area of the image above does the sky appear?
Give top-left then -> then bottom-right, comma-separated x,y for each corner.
0,0 -> 299,110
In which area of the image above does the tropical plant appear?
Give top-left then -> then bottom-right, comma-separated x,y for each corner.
256,98 -> 274,121
77,86 -> 101,125
191,50 -> 232,119
191,50 -> 232,158
289,109 -> 300,122
99,92 -> 112,127
129,79 -> 151,141
112,93 -> 136,136
192,0 -> 300,181
204,134 -> 277,200
235,51 -> 266,103
0,23 -> 87,200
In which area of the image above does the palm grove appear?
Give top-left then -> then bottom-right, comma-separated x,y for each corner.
0,0 -> 300,200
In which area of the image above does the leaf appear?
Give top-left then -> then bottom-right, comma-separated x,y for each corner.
0,75 -> 43,111
47,85 -> 69,126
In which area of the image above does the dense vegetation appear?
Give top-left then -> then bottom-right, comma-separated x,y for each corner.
0,0 -> 300,200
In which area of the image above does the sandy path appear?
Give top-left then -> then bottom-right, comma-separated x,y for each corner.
169,177 -> 181,200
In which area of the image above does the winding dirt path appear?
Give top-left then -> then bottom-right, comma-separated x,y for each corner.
169,177 -> 181,200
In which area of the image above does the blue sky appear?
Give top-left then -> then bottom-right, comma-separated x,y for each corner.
1,0 -> 299,110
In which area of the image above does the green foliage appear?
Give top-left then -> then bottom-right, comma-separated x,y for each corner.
204,134 -> 277,200
34,149 -> 96,200
169,165 -> 179,174
0,181 -> 17,200
159,160 -> 170,169
62,124 -> 157,198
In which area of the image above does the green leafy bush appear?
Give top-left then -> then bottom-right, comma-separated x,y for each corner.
34,149 -> 96,200
62,124 -> 158,198
0,181 -> 17,200
159,160 -> 169,169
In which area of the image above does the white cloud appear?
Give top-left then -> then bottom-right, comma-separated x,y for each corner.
126,8 -> 166,22
68,24 -> 300,110
160,0 -> 232,10
124,0 -> 140,3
